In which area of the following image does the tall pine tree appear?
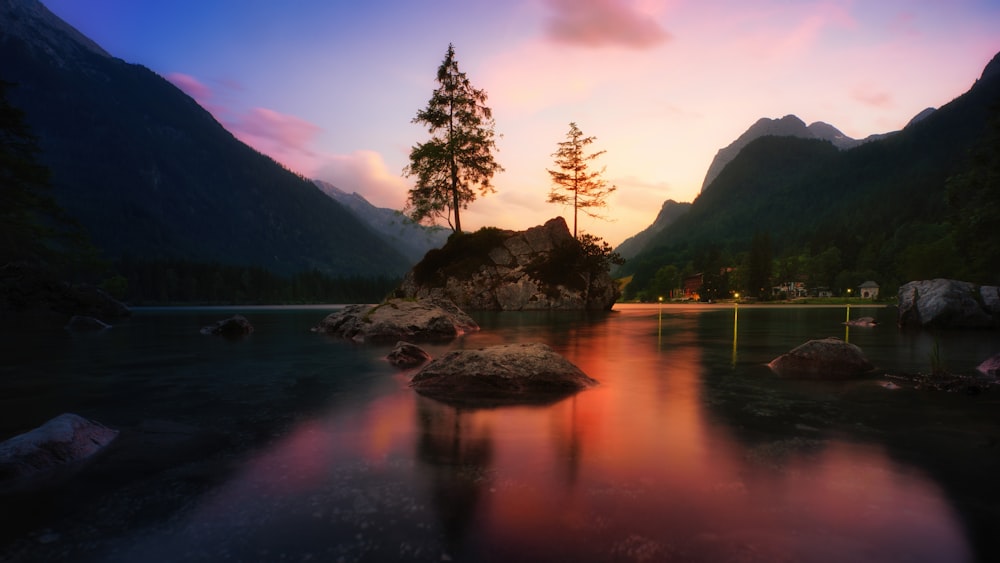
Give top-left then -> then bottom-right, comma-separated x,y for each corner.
404,44 -> 502,233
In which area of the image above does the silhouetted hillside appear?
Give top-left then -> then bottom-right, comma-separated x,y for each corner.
0,0 -> 408,278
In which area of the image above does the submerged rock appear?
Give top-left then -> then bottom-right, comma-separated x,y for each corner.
768,337 -> 874,378
410,342 -> 598,407
387,341 -> 432,368
65,314 -> 110,331
897,279 -> 1000,328
200,314 -> 254,336
0,413 -> 118,489
844,316 -> 877,327
313,298 -> 478,343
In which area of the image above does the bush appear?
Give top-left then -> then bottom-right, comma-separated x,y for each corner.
411,227 -> 510,285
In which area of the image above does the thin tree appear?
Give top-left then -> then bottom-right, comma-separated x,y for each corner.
546,122 -> 617,239
403,44 -> 502,233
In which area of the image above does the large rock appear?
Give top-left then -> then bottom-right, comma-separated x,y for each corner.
398,217 -> 620,310
978,354 -> 1000,377
410,342 -> 598,407
200,314 -> 254,336
768,337 -> 874,378
0,413 -> 118,488
898,279 -> 1000,328
313,298 -> 478,343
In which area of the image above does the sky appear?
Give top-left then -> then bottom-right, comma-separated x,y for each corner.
42,0 -> 1000,246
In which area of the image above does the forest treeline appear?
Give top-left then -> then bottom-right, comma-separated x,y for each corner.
108,258 -> 400,305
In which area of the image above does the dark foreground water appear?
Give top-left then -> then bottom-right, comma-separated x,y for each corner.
1,304 -> 999,562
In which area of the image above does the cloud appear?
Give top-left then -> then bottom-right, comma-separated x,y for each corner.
543,0 -> 671,49
165,71 -> 410,209
232,107 -> 322,154
167,72 -> 322,172
314,150 -> 409,209
611,175 -> 673,211
166,72 -> 212,103
851,87 -> 893,108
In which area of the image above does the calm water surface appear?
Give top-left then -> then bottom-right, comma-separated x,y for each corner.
2,304 -> 999,562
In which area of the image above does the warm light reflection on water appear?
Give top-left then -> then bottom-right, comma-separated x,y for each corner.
98,304 -> 976,562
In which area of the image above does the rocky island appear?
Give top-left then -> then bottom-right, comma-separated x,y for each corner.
398,217 -> 619,311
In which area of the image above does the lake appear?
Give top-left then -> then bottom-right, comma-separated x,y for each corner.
2,303 -> 999,562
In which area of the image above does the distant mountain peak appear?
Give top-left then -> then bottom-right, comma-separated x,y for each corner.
905,107 -> 936,129
700,114 -> 860,192
613,199 -> 692,260
1,0 -> 110,63
313,180 -> 449,263
981,51 -> 1000,82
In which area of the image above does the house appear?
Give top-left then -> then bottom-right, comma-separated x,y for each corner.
772,281 -> 807,299
858,281 -> 880,299
682,273 -> 703,300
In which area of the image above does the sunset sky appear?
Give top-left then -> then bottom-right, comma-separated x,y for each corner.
43,0 -> 999,246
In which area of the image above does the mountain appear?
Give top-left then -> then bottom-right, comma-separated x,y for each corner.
619,98 -> 947,273
613,200 -> 692,260
700,115 -> 865,192
0,0 -> 409,277
620,50 -> 1000,297
312,180 -> 449,263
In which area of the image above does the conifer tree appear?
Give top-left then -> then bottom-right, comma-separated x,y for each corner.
404,44 -> 502,233
547,122 -> 616,238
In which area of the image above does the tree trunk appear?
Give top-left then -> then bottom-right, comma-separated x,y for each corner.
451,157 -> 461,233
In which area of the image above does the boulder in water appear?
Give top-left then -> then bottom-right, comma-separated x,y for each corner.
768,337 -> 874,378
313,298 -> 478,343
410,342 -> 598,407
0,413 -> 118,490
897,279 -> 1000,328
200,314 -> 254,336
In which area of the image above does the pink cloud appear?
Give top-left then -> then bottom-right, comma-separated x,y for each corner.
165,73 -> 322,172
852,87 -> 893,108
314,150 -> 409,209
166,72 -> 213,104
544,0 -> 671,49
232,107 -> 322,154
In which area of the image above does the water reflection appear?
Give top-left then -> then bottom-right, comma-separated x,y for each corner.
732,302 -> 739,368
415,397 -> 494,552
70,306 -> 978,562
845,303 -> 851,342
